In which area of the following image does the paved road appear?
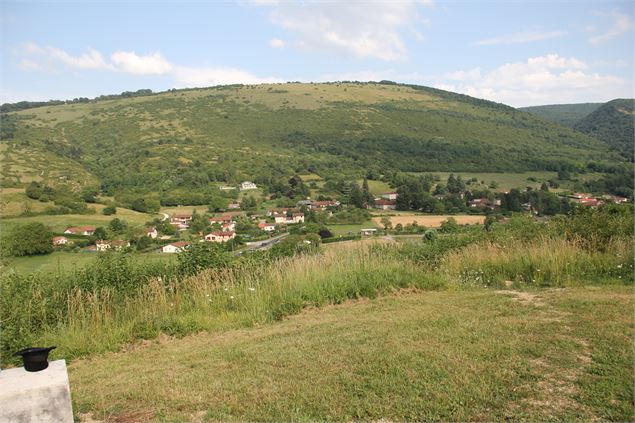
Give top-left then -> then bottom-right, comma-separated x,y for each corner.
235,233 -> 289,255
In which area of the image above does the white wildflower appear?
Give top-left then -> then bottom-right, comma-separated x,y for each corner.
248,287 -> 256,292
230,296 -> 235,299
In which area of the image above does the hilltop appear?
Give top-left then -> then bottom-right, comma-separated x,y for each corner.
519,103 -> 602,127
0,82 -> 624,205
573,99 -> 634,160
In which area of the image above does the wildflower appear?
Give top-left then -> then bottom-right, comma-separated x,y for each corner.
617,264 -> 623,269
230,296 -> 235,299
170,303 -> 174,307
248,287 -> 256,292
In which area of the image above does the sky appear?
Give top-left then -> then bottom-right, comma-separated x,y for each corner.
1,0 -> 633,107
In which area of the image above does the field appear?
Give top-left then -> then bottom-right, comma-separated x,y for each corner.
328,222 -> 379,236
0,206 -> 157,233
68,285 -> 634,422
372,214 -> 485,228
1,252 -> 175,275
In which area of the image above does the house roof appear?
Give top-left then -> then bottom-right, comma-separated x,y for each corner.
207,231 -> 235,237
52,236 -> 67,241
375,199 -> 396,206
168,241 -> 191,247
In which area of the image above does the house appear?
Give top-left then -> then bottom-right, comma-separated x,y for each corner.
267,208 -> 296,217
52,236 -> 69,246
468,198 -> 489,208
96,240 -> 130,252
578,198 -> 601,207
258,222 -> 276,232
603,195 -> 629,204
227,202 -> 240,209
204,231 -> 236,243
170,214 -> 192,225
162,241 -> 191,253
221,222 -> 236,232
381,192 -> 399,200
239,181 -> 257,191
360,228 -> 377,236
64,226 -> 97,236
273,212 -> 304,224
209,215 -> 234,225
374,199 -> 396,210
146,227 -> 158,239
310,200 -> 340,210
95,240 -> 110,252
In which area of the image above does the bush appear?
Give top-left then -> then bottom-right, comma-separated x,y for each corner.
102,205 -> 116,215
423,229 -> 437,241
2,222 -> 53,256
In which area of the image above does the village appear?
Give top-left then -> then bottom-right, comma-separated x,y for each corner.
45,178 -> 630,255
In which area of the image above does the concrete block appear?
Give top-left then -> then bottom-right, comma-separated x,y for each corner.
0,360 -> 73,423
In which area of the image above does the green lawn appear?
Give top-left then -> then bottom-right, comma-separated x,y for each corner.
428,171 -> 558,191
68,285 -> 634,422
328,221 -> 379,236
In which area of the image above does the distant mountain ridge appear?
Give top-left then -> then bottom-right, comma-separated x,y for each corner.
573,99 -> 634,161
519,103 -> 602,127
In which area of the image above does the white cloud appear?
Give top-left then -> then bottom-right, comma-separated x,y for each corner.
269,38 -> 285,48
171,66 -> 282,87
441,54 -> 629,106
47,47 -> 111,70
16,58 -> 43,72
110,51 -> 173,75
589,11 -> 633,45
474,30 -> 566,46
255,0 -> 433,61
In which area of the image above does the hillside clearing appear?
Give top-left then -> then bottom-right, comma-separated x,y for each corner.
68,285 -> 633,422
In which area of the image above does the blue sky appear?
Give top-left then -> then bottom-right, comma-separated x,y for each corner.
1,0 -> 633,106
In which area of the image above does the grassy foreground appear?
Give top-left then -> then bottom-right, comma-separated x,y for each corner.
69,286 -> 633,422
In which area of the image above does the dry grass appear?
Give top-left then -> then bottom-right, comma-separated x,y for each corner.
372,214 -> 485,228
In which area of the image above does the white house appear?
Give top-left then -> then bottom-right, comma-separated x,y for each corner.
361,228 -> 377,236
64,226 -> 96,236
95,240 -> 110,252
240,181 -> 257,191
209,215 -> 234,225
374,199 -> 396,210
146,227 -> 158,239
162,241 -> 191,253
170,214 -> 192,225
52,236 -> 68,246
204,231 -> 236,243
381,192 -> 398,200
258,222 -> 276,232
273,212 -> 304,224
221,222 -> 236,232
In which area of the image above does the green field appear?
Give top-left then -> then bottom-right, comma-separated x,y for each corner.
68,285 -> 633,422
1,251 -> 176,275
328,222 -> 379,236
0,207 -> 157,233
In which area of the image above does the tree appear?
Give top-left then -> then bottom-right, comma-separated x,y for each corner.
102,205 -> 116,215
439,217 -> 459,233
361,177 -> 374,207
177,242 -> 233,276
93,227 -> 107,240
109,218 -> 128,232
2,222 -> 52,256
348,182 -> 364,208
189,210 -> 209,233
240,195 -> 257,210
136,235 -> 152,251
380,217 -> 392,230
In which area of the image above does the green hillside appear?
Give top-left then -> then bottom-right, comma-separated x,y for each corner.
573,99 -> 634,160
519,103 -> 602,127
0,82 -> 623,203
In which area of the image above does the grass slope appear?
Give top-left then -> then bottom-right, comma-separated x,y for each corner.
69,286 -> 633,422
573,99 -> 635,160
519,103 -> 602,127
1,83 -> 621,194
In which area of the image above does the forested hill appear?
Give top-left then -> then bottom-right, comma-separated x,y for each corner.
573,99 -> 634,161
0,82 -> 625,200
519,103 -> 602,127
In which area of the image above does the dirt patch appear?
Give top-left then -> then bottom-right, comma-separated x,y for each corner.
494,290 -> 545,306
